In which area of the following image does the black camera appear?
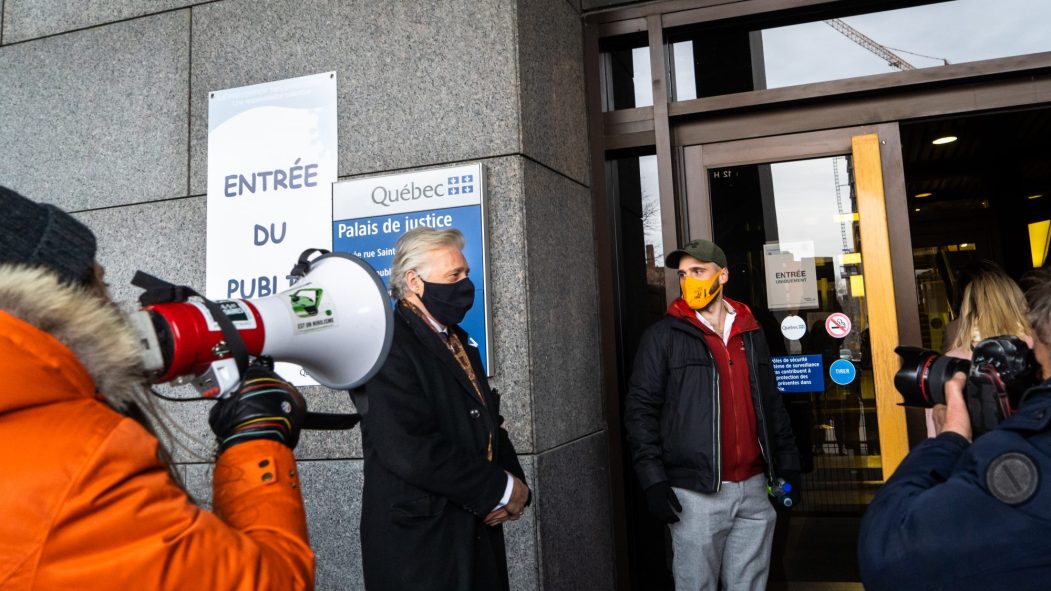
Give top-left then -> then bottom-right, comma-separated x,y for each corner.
894,336 -> 1038,437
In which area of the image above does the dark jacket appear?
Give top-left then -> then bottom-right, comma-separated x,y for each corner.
624,297 -> 800,493
858,381 -> 1051,591
351,303 -> 527,591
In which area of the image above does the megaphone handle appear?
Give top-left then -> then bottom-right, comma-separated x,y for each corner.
302,412 -> 361,431
288,248 -> 332,282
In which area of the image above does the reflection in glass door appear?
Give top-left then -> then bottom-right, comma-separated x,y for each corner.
708,156 -> 881,516
682,130 -> 909,587
700,152 -> 887,587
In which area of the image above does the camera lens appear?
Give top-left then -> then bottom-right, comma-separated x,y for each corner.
894,347 -> 939,406
893,347 -> 970,407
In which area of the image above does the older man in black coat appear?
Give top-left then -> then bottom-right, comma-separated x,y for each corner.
351,227 -> 529,591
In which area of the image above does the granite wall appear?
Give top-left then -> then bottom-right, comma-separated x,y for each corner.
0,0 -> 612,589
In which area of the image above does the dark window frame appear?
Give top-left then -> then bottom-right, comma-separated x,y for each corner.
585,3 -> 1051,589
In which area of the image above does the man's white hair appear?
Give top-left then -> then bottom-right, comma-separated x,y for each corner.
390,227 -> 465,299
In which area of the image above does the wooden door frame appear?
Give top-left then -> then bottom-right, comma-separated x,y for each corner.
680,124 -> 920,477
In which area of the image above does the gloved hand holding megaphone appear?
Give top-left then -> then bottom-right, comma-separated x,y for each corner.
128,248 -> 393,432
209,361 -> 308,452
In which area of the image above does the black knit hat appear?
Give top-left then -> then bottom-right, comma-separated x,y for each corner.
0,185 -> 97,285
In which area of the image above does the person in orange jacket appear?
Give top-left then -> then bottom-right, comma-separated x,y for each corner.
0,185 -> 315,590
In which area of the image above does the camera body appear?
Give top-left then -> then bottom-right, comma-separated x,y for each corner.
894,336 -> 1038,437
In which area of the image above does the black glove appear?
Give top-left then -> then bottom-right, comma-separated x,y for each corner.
209,365 -> 307,454
645,481 -> 682,524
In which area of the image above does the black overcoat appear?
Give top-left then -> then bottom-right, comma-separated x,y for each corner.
351,304 -> 527,591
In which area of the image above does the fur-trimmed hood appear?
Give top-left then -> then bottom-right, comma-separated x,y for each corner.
0,264 -> 148,413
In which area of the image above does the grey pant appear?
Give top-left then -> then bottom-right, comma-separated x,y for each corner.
669,474 -> 777,591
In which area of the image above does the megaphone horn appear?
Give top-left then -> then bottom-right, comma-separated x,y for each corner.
129,250 -> 394,407
252,251 -> 394,389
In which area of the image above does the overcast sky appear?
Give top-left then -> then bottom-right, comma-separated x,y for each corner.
770,157 -> 855,259
762,0 -> 1051,88
656,0 -> 1051,99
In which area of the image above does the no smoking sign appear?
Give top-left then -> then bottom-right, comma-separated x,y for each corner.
825,312 -> 852,339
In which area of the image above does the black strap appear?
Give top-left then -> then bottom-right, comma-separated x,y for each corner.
287,248 -> 330,283
197,299 -> 250,379
132,271 -> 196,306
131,270 -> 249,379
302,412 -> 361,430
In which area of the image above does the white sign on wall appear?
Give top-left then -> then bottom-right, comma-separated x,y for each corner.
764,241 -> 820,311
206,71 -> 337,385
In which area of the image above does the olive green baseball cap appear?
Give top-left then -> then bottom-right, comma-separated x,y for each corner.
665,239 -> 727,269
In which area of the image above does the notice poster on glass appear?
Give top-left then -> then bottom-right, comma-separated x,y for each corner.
772,354 -> 825,393
331,163 -> 493,375
764,241 -> 820,311
206,71 -> 337,386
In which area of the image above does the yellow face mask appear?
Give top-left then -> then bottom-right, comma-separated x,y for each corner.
681,274 -> 722,310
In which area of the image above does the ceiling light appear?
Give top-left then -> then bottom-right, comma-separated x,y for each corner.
932,136 -> 958,145
1028,194 -> 1044,200
915,192 -> 933,198
914,208 -> 921,212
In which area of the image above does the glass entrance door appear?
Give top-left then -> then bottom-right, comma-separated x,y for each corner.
682,129 -> 911,588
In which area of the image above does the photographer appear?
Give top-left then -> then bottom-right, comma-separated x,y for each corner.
858,269 -> 1051,591
0,186 -> 314,589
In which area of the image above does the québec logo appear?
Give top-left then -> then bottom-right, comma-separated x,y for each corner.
447,174 -> 475,196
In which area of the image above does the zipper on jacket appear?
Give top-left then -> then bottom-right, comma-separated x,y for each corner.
746,332 -> 777,483
711,347 -> 722,493
680,318 -> 723,492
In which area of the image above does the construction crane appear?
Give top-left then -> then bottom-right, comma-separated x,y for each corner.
824,18 -> 916,71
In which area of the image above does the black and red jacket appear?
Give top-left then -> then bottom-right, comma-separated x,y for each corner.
624,297 -> 800,493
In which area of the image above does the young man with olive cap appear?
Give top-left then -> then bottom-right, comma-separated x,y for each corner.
624,238 -> 800,590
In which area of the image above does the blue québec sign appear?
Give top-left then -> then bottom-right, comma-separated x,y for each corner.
331,163 -> 492,374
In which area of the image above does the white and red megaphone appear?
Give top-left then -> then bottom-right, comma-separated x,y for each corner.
127,249 -> 393,404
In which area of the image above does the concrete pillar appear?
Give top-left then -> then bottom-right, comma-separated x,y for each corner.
0,0 -> 612,588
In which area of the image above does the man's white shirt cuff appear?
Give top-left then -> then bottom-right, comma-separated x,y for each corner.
492,474 -> 514,511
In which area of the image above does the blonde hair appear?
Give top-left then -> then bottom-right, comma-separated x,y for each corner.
389,227 -> 465,299
948,266 -> 1030,351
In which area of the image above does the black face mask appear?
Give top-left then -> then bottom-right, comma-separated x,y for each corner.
420,277 -> 475,327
